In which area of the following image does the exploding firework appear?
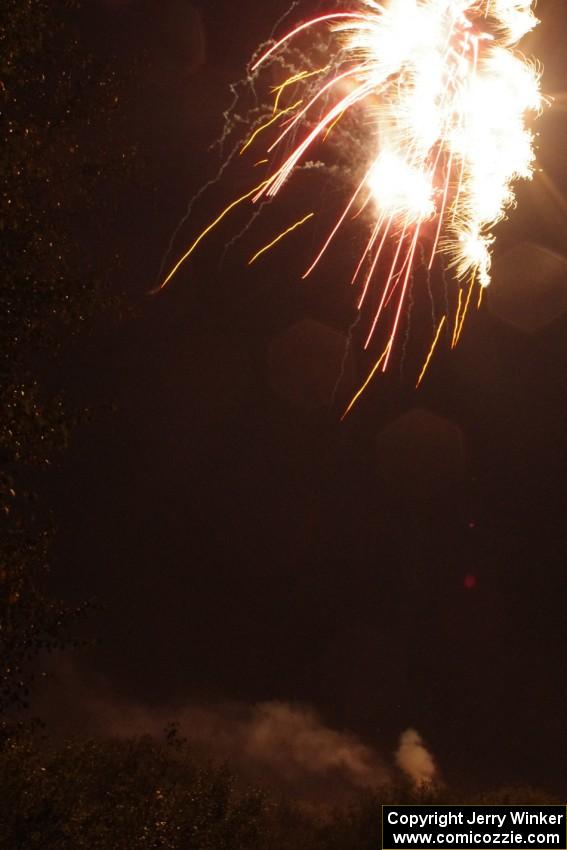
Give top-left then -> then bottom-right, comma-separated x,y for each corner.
159,0 -> 543,410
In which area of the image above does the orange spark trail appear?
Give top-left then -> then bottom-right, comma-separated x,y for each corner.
323,109 -> 346,141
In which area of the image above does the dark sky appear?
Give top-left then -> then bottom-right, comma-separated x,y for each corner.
40,0 -> 567,796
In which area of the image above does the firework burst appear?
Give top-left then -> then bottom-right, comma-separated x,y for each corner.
160,0 -> 543,408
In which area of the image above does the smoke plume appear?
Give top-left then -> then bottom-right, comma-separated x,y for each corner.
395,728 -> 437,788
36,657 -> 391,802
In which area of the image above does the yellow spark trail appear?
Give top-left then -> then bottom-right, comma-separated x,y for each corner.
452,287 -> 464,348
160,0 -> 544,395
248,213 -> 315,265
323,109 -> 346,141
341,344 -> 389,420
416,315 -> 447,388
250,0 -> 542,364
272,67 -> 329,113
452,274 -> 475,348
159,180 -> 270,290
240,101 -> 302,156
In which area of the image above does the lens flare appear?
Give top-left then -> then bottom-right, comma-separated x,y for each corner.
160,0 -> 543,403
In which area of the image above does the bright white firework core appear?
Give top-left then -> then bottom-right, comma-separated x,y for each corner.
334,0 -> 542,288
251,0 -> 542,298
368,151 -> 435,222
160,0 -> 544,371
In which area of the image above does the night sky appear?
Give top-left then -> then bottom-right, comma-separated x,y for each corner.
39,0 -> 567,796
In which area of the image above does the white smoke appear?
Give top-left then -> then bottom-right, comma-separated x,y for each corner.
395,728 -> 437,788
37,658 -> 442,799
36,657 -> 390,801
239,702 -> 385,789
